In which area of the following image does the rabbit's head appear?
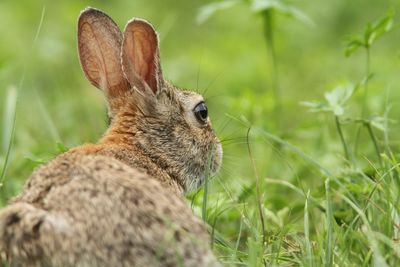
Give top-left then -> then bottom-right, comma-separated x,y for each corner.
77,8 -> 222,193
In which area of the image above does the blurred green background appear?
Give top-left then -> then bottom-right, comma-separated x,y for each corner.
1,0 -> 400,266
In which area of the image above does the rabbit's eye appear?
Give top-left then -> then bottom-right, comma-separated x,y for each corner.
194,102 -> 208,123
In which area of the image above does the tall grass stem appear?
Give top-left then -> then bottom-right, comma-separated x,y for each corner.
0,88 -> 18,188
325,179 -> 333,267
304,190 -> 314,267
246,128 -> 266,264
334,116 -> 351,163
262,10 -> 281,131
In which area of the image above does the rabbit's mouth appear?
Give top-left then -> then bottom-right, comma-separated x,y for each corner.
185,141 -> 223,193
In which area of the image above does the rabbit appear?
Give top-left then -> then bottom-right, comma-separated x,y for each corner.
0,7 -> 223,267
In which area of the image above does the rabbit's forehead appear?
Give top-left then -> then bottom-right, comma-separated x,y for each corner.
176,90 -> 204,109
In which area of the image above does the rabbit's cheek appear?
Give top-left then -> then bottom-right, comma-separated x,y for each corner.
211,142 -> 223,175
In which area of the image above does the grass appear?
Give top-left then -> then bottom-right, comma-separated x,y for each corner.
1,0 -> 400,266
0,87 -> 17,190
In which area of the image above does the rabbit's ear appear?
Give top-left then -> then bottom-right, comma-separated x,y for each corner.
122,19 -> 163,95
78,8 -> 130,97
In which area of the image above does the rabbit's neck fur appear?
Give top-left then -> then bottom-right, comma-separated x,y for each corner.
70,143 -> 184,195
69,108 -> 186,196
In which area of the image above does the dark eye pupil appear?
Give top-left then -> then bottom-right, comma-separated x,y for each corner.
194,102 -> 208,123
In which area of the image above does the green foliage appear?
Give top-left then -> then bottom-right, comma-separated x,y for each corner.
197,0 -> 240,24
0,87 -> 17,189
197,0 -> 312,25
250,0 -> 313,25
302,83 -> 355,116
345,10 -> 395,57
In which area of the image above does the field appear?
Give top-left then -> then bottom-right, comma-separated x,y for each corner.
1,0 -> 400,266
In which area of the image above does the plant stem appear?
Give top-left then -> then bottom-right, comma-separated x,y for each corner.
202,151 -> 213,222
335,116 -> 350,162
325,179 -> 333,267
362,47 -> 371,117
246,128 -> 266,266
201,174 -> 209,221
354,46 -> 371,154
304,191 -> 314,267
365,122 -> 383,168
0,88 -> 18,189
262,9 -> 281,131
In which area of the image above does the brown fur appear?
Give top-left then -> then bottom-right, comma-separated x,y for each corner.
0,7 -> 222,267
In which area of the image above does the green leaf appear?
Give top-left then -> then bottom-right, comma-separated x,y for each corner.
196,0 -> 240,24
301,101 -> 329,113
344,9 -> 394,57
324,84 -> 354,116
302,83 -> 354,116
1,86 -> 18,188
250,0 -> 275,12
365,10 -> 394,46
237,182 -> 256,202
360,73 -> 374,87
369,115 -> 396,132
332,106 -> 344,116
25,155 -> 47,164
251,0 -> 313,26
2,86 -> 17,153
344,37 -> 364,57
56,142 -> 68,153
197,0 -> 313,26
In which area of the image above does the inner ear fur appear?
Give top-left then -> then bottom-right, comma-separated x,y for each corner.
78,8 -> 130,98
121,19 -> 163,95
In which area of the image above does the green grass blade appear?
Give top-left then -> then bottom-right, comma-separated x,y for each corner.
325,179 -> 333,267
338,191 -> 388,267
35,91 -> 62,144
304,190 -> 314,267
0,86 -> 18,188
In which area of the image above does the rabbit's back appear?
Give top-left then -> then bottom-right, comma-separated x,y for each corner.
0,153 -> 219,267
